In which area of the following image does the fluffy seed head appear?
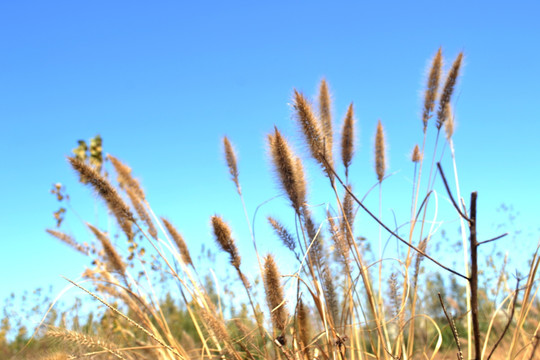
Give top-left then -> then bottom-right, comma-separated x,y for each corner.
318,79 -> 333,155
297,298 -> 311,358
223,136 -> 240,193
268,216 -> 296,253
68,157 -> 134,239
411,144 -> 422,163
341,103 -> 355,177
423,48 -> 443,132
108,154 -> 145,200
342,185 -> 355,243
162,218 -> 193,267
46,229 -> 88,256
375,120 -> 386,182
211,215 -> 241,269
268,128 -> 306,214
444,103 -> 455,140
293,90 -> 334,178
437,52 -> 463,129
87,223 -> 126,274
263,254 -> 288,333
125,187 -> 157,239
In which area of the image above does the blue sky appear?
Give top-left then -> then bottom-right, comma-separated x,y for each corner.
1,1 -> 539,315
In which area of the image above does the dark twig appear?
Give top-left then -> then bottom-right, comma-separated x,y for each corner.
438,293 -> 464,360
437,163 -> 471,222
478,233 -> 509,246
320,153 -> 469,281
469,191 -> 480,360
487,278 -> 520,360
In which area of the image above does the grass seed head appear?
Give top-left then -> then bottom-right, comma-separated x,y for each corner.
68,156 -> 134,239
411,144 -> 422,163
318,78 -> 333,156
223,136 -> 240,193
341,103 -> 355,177
87,223 -> 126,274
268,128 -> 306,214
108,154 -> 145,200
423,48 -> 443,132
437,52 -> 463,130
162,218 -> 193,267
293,89 -> 334,178
211,215 -> 241,269
263,254 -> 288,333
375,120 -> 386,182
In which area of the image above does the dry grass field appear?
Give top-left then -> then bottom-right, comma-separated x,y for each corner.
2,48 -> 539,360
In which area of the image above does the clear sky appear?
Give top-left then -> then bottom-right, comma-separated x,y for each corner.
1,1 -> 539,314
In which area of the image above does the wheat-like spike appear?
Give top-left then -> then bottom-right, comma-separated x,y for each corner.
200,308 -> 243,360
268,128 -> 306,214
341,103 -> 355,178
411,144 -> 422,163
437,52 -> 463,129
318,79 -> 333,156
87,223 -> 126,274
322,264 -> 339,325
297,298 -> 311,360
223,136 -> 241,194
162,218 -> 193,267
444,103 -> 455,139
327,211 -> 349,265
293,90 -> 334,178
264,254 -> 288,335
342,185 -> 354,241
388,272 -> 401,318
423,48 -> 443,132
294,157 -> 308,209
107,154 -> 146,200
268,216 -> 296,253
126,187 -> 157,239
46,327 -> 126,359
63,277 -> 183,359
211,215 -> 241,269
375,120 -> 386,182
46,229 -> 88,256
68,157 -> 134,240
413,238 -> 428,289
303,210 -> 323,267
